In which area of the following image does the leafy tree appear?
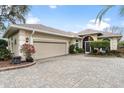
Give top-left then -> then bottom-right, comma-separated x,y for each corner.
96,5 -> 124,23
0,39 -> 8,48
0,5 -> 30,30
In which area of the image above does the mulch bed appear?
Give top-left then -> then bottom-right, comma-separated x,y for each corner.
0,60 -> 31,68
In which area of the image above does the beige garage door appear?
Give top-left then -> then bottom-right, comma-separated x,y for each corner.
34,41 -> 67,59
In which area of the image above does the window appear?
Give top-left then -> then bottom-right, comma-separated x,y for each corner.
14,39 -> 16,45
76,43 -> 79,48
8,40 -> 10,46
26,37 -> 29,43
76,40 -> 79,48
11,37 -> 13,41
76,40 -> 78,42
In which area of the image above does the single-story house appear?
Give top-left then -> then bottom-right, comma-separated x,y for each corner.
3,24 -> 122,60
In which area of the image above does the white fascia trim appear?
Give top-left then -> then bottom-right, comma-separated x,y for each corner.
9,24 -> 80,38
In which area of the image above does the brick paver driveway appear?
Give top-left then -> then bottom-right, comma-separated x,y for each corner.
0,55 -> 124,88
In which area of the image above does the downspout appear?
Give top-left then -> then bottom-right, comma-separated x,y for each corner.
29,29 -> 35,44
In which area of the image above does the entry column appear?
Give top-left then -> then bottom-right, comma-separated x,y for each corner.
110,38 -> 118,50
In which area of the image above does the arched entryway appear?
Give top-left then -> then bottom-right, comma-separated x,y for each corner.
83,36 -> 94,49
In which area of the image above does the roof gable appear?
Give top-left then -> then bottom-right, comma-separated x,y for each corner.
78,29 -> 102,35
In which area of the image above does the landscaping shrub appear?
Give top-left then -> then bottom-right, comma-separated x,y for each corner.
0,48 -> 11,61
92,48 -> 98,54
0,39 -> 11,61
90,41 -> 110,55
69,44 -> 84,54
0,39 -> 8,49
21,43 -> 35,62
90,41 -> 110,49
75,47 -> 80,53
76,48 -> 84,53
69,44 -> 76,54
118,41 -> 124,48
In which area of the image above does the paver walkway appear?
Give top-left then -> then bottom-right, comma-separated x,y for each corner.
0,55 -> 124,88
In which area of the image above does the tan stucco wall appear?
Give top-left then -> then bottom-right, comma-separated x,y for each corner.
8,30 -> 27,60
8,32 -> 19,56
110,37 -> 118,50
18,30 -> 27,60
81,34 -> 98,41
70,39 -> 82,48
90,34 -> 98,41
24,31 -> 72,55
8,29 -> 81,59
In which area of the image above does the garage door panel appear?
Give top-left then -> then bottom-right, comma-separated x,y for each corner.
34,42 -> 66,59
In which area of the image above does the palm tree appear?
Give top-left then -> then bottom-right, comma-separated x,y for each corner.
0,5 -> 30,30
96,5 -> 124,24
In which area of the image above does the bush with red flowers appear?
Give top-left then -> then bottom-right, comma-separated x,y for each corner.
21,43 -> 35,62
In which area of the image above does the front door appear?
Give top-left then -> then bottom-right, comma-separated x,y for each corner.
85,41 -> 91,53
82,36 -> 93,54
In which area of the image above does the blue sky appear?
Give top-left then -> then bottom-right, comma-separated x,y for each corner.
26,5 -> 124,33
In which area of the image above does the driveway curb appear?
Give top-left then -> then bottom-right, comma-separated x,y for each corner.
0,61 -> 36,72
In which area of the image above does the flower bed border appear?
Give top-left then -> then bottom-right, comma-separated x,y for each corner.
0,61 -> 36,72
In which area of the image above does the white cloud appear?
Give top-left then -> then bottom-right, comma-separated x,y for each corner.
103,18 -> 111,22
48,5 -> 57,9
26,14 -> 41,24
86,18 -> 111,30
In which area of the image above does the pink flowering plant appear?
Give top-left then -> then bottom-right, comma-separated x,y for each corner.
21,43 -> 35,62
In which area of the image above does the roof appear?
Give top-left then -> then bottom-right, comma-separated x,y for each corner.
3,24 -> 122,38
78,29 -> 122,38
3,24 -> 79,38
16,24 -> 76,36
98,32 -> 122,38
78,29 -> 102,35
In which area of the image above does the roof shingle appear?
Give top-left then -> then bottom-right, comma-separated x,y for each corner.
16,24 -> 78,37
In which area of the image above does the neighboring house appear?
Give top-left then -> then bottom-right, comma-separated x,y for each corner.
3,24 -> 122,60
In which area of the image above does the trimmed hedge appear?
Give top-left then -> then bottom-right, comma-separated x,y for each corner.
89,41 -> 110,54
90,41 -> 110,49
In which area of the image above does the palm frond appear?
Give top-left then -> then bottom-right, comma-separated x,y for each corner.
119,6 -> 124,16
96,5 -> 114,24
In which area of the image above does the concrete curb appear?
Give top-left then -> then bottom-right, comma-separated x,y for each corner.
0,61 -> 36,72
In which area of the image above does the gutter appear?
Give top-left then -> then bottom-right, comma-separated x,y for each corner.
98,35 -> 122,38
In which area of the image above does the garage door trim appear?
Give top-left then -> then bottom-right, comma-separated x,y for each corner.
34,41 -> 67,59
34,41 -> 67,44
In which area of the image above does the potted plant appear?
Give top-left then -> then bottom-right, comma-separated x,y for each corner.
21,43 -> 35,62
